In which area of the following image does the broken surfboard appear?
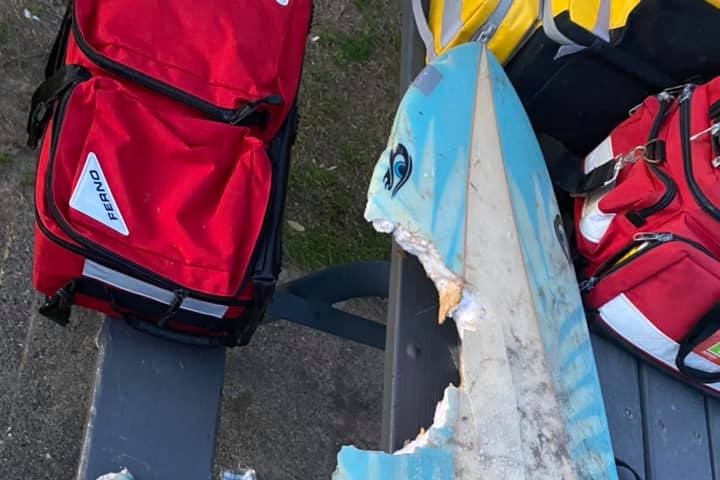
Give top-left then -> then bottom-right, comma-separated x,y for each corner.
334,44 -> 617,479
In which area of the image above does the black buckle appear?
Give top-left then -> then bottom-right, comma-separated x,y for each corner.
38,280 -> 76,326
26,102 -> 50,149
157,289 -> 188,328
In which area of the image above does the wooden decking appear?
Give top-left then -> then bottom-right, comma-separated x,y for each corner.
594,332 -> 720,480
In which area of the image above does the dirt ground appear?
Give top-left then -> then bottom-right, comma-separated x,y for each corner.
0,0 -> 400,478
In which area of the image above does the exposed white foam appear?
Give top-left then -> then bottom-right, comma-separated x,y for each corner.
96,468 -> 134,480
394,386 -> 459,455
371,220 -> 488,335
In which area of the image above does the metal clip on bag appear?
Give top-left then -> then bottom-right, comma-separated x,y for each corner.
26,0 -> 312,346
570,78 -> 720,396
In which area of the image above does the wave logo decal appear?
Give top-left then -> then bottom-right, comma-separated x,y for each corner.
383,144 -> 412,197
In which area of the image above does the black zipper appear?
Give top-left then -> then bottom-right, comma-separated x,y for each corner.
71,17 -> 281,126
580,232 -> 719,292
40,84 -> 249,306
680,85 -> 720,220
626,93 -> 677,226
626,164 -> 676,227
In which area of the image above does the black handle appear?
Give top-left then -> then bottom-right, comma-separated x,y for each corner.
676,302 -> 720,383
124,316 -> 226,348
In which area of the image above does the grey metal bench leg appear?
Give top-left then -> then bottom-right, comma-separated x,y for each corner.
76,318 -> 226,480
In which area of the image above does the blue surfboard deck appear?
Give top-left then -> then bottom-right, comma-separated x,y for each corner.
339,44 -> 616,479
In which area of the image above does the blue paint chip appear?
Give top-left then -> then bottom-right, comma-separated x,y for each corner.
333,446 -> 454,480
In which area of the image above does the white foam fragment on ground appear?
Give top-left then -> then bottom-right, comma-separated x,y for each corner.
96,468 -> 134,480
221,469 -> 258,480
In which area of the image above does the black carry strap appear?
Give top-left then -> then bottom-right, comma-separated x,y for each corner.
676,302 -> 720,383
26,64 -> 90,148
45,2 -> 73,79
541,90 -> 674,196
540,134 -> 618,195
585,37 -> 674,92
551,11 -> 674,92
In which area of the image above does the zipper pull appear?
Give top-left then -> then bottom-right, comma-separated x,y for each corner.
579,277 -> 598,293
632,232 -> 674,242
229,94 -> 282,125
690,123 -> 720,141
679,84 -> 694,103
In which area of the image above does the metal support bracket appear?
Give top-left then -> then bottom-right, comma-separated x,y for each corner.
266,261 -> 390,350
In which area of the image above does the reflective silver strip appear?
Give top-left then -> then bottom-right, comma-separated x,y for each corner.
412,0 -> 437,60
470,0 -> 514,44
439,0 -> 463,48
543,0 -> 610,46
592,0 -> 610,41
82,260 -> 229,318
542,0 -> 574,45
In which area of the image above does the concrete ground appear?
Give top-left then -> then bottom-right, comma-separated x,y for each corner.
0,0 -> 397,478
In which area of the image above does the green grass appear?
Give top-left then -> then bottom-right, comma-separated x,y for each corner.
0,151 -> 10,167
0,22 -> 8,47
282,0 -> 400,272
20,168 -> 35,189
284,161 -> 390,270
24,4 -> 44,17
322,29 -> 374,65
285,223 -> 389,270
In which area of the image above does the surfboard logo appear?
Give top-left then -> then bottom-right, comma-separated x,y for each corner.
383,144 -> 412,197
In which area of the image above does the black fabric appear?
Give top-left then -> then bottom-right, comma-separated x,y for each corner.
553,12 -> 673,90
540,134 -> 617,195
616,0 -> 720,84
38,280 -> 76,326
26,64 -> 90,148
676,302 -> 720,383
251,106 -> 298,290
710,100 -> 720,120
507,30 -> 655,155
45,1 -> 73,79
507,1 -> 720,155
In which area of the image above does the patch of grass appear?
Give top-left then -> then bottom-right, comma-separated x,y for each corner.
290,162 -> 337,189
284,223 -> 389,270
0,22 -> 8,46
321,29 -> 374,65
0,151 -> 10,167
283,0 -> 400,272
24,4 -> 45,17
20,168 -> 35,189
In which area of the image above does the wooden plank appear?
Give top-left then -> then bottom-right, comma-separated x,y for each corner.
704,396 -> 720,479
640,363 -> 713,480
591,334 -> 645,479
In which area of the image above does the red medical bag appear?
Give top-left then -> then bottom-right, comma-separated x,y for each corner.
571,78 -> 720,394
26,0 -> 312,345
